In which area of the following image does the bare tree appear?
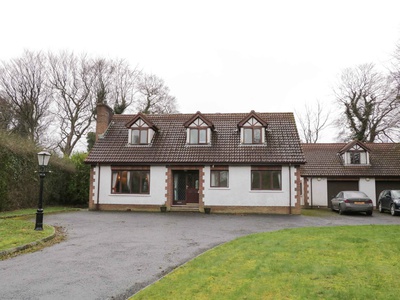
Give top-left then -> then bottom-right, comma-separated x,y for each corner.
296,100 -> 330,143
48,53 -> 141,156
136,73 -> 178,114
334,63 -> 400,142
48,51 -> 96,156
92,58 -> 140,114
0,50 -> 174,154
0,50 -> 51,143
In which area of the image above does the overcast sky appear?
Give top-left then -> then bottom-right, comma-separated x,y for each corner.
1,0 -> 400,142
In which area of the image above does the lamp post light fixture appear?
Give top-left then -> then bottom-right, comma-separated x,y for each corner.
35,151 -> 51,231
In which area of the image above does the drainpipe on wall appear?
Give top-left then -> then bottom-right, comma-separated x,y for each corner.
289,164 -> 292,214
96,164 -> 101,211
310,177 -> 313,208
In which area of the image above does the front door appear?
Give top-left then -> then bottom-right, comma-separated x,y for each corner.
173,170 -> 199,205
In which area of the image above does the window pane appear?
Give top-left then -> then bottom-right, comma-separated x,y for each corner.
132,130 -> 140,144
220,171 -> 228,187
112,172 -> 119,193
272,171 -> 281,189
211,171 -> 218,187
251,171 -> 260,189
131,171 -> 140,193
244,128 -> 252,144
141,171 -> 149,193
190,129 -> 198,144
254,128 -> 261,143
140,130 -> 147,144
120,171 -> 130,193
261,171 -> 271,189
199,129 -> 207,143
351,152 -> 360,164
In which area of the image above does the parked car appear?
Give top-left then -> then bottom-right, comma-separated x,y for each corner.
331,191 -> 373,216
378,190 -> 400,216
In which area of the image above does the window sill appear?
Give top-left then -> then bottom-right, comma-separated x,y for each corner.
110,193 -> 150,197
250,190 -> 283,193
126,143 -> 153,147
185,144 -> 212,147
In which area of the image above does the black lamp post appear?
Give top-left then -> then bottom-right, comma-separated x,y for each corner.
35,151 -> 51,231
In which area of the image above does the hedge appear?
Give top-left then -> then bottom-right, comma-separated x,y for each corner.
0,131 -> 89,211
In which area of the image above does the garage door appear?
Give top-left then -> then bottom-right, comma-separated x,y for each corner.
375,180 -> 400,202
327,180 -> 359,208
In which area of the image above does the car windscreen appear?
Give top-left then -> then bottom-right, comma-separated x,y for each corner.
392,190 -> 400,198
343,191 -> 368,198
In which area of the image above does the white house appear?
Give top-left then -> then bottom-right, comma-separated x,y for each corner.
85,104 -> 306,214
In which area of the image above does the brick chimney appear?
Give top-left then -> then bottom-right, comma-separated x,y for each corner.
96,103 -> 114,141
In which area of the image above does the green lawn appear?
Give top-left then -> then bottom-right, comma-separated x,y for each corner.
0,218 -> 54,251
0,207 -> 79,256
132,225 -> 400,300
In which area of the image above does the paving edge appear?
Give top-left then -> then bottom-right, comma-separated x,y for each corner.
0,228 -> 56,259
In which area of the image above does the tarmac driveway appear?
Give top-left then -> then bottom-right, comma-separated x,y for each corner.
1,210 -> 400,300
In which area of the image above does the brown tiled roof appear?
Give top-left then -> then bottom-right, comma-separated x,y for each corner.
85,112 -> 305,165
300,143 -> 400,177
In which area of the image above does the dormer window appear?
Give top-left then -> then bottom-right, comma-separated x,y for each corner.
238,111 -> 268,145
125,113 -> 158,145
243,123 -> 262,144
189,123 -> 207,144
131,122 -> 149,144
338,141 -> 370,165
184,112 -> 215,145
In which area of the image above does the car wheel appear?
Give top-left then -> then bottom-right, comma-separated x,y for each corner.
378,202 -> 384,213
366,210 -> 372,216
390,204 -> 397,216
338,205 -> 344,215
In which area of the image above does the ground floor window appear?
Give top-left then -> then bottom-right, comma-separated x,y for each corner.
211,170 -> 229,187
251,166 -> 281,190
111,169 -> 150,194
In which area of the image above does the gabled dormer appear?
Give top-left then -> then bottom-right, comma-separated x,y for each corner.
183,112 -> 215,145
238,110 -> 268,145
125,113 -> 158,145
338,140 -> 371,165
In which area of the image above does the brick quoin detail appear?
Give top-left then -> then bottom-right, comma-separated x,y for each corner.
303,177 -> 310,207
294,167 -> 301,207
89,167 -> 96,209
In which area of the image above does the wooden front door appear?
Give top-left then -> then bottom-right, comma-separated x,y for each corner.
173,170 -> 199,205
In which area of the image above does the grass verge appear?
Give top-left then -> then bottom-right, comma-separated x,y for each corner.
132,225 -> 400,300
301,207 -> 336,217
0,206 -> 76,259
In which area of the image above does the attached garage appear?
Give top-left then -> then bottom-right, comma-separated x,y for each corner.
301,141 -> 400,210
375,180 -> 400,202
327,180 -> 359,208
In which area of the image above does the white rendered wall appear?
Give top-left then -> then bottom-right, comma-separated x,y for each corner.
203,166 -> 296,207
310,178 -> 328,207
96,166 -> 166,205
359,178 -> 376,205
